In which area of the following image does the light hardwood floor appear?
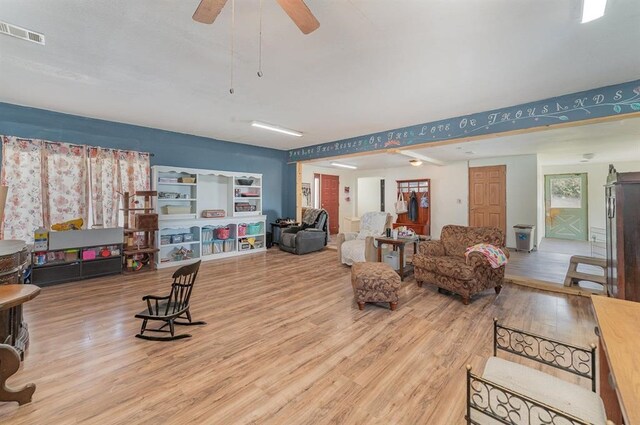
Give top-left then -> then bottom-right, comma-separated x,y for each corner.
0,249 -> 597,424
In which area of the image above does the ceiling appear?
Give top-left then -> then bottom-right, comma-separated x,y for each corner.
308,117 -> 640,169
1,1 -> 640,150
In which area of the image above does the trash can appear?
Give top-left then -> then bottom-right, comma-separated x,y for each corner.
513,224 -> 536,252
383,251 -> 406,270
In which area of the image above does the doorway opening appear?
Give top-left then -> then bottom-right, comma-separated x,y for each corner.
356,177 -> 385,216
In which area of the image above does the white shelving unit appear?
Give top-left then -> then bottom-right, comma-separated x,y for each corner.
152,166 -> 266,268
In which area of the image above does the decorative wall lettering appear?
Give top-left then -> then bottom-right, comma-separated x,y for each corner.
288,79 -> 640,162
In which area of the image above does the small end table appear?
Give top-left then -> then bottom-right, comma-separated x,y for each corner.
375,235 -> 430,281
270,222 -> 299,246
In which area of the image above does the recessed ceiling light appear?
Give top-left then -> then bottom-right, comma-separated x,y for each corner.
251,121 -> 302,137
330,162 -> 357,170
409,159 -> 423,167
581,0 -> 607,23
465,151 -> 475,155
583,153 -> 595,160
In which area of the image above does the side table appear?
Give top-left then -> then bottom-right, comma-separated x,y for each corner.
375,235 -> 430,281
270,222 -> 299,246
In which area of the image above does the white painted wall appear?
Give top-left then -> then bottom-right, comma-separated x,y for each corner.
300,164 -> 356,233
303,154 -> 540,247
536,157 -> 546,246
352,161 -> 469,239
540,160 -> 640,239
469,155 -> 538,248
356,177 -> 383,215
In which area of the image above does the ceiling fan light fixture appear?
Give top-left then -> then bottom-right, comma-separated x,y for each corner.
251,121 -> 303,137
409,159 -> 423,167
330,162 -> 357,170
581,0 -> 607,23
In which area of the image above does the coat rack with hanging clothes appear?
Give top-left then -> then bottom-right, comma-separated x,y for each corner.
393,179 -> 431,236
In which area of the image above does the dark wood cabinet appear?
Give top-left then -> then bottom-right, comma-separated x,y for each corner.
605,165 -> 640,301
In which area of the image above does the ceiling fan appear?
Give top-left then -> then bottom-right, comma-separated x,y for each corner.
192,0 -> 320,34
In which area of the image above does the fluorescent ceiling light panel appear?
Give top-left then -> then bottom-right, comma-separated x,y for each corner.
330,162 -> 357,170
251,121 -> 302,137
581,0 -> 607,23
397,150 -> 445,166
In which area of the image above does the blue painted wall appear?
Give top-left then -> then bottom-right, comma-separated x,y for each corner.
0,102 -> 291,225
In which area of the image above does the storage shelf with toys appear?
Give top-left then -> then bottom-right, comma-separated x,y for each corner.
31,227 -> 124,287
151,166 -> 266,269
122,191 -> 160,274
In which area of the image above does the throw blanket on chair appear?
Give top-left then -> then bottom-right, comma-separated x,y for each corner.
302,208 -> 322,226
465,243 -> 508,269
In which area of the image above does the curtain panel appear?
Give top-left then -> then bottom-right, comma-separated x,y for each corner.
89,147 -> 150,228
1,135 -> 150,242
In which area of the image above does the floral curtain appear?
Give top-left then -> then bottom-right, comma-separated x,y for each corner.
1,136 -> 45,241
41,142 -> 89,230
89,147 -> 150,228
1,135 -> 150,242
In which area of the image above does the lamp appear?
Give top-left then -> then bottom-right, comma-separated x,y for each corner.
409,159 -> 423,167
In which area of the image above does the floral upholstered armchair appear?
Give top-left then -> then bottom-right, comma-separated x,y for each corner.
413,225 -> 509,305
337,212 -> 392,265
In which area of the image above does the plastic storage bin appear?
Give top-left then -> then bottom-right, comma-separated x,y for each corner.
182,233 -> 194,242
223,240 -> 234,252
247,223 -> 261,235
160,235 -> 171,245
171,234 -> 183,244
514,224 -> 536,252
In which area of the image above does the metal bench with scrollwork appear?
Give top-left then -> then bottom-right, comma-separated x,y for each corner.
465,319 -> 614,425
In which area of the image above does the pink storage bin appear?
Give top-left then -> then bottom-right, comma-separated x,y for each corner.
238,224 -> 247,237
82,250 -> 96,260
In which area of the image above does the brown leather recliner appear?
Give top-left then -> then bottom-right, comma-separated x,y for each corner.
413,225 -> 509,305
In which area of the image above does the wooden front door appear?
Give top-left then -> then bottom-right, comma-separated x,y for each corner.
544,173 -> 588,241
319,174 -> 340,234
469,165 -> 506,233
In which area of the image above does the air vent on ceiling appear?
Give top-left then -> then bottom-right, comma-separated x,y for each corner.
0,21 -> 45,45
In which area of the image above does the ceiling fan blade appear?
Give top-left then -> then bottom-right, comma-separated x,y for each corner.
193,0 -> 228,24
276,0 -> 320,34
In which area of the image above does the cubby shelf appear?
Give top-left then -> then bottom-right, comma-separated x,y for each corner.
152,166 -> 266,269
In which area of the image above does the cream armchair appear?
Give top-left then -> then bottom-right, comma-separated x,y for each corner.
337,212 -> 392,265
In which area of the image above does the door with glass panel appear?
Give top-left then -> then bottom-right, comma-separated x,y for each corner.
544,173 -> 588,240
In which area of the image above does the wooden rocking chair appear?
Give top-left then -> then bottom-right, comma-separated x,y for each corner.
135,260 -> 205,341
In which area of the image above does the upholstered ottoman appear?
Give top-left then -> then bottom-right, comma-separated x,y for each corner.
351,262 -> 402,311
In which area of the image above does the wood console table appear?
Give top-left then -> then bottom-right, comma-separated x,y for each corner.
591,295 -> 640,424
0,284 -> 40,404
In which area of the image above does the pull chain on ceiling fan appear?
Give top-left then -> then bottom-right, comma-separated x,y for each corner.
193,0 -> 319,35
257,0 -> 263,77
229,0 -> 235,94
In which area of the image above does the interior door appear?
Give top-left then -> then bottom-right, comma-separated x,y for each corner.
544,173 -> 588,241
320,174 -> 340,234
469,165 -> 507,233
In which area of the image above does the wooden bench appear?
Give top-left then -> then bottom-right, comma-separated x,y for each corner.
564,255 -> 607,292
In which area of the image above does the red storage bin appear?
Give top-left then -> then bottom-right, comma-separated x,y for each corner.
216,226 -> 230,240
